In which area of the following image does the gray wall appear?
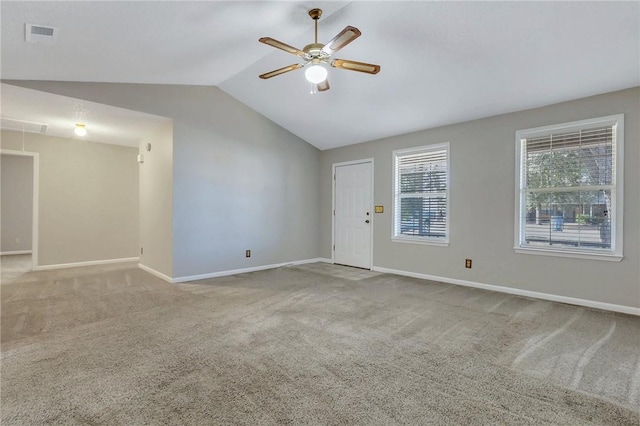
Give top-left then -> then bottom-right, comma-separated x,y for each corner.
6,82 -> 322,279
1,131 -> 139,266
139,121 -> 173,278
320,87 -> 640,309
1,154 -> 34,252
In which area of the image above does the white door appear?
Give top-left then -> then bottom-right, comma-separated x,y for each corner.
334,161 -> 372,269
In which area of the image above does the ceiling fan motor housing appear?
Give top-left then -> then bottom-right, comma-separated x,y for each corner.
303,43 -> 325,58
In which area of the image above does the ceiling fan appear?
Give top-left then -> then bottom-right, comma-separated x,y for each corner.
258,8 -> 380,93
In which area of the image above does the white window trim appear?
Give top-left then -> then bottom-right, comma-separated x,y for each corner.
514,114 -> 624,261
392,143 -> 450,247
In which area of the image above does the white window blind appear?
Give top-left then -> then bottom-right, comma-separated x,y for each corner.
393,144 -> 449,243
516,115 -> 623,259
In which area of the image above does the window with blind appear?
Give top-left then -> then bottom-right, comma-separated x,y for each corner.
515,115 -> 624,260
393,143 -> 449,244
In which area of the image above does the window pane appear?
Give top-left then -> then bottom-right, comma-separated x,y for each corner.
523,190 -> 611,250
577,144 -> 613,186
526,150 -> 582,188
399,196 -> 446,238
400,170 -> 447,194
525,126 -> 614,189
394,145 -> 449,242
518,118 -> 620,256
398,150 -> 447,194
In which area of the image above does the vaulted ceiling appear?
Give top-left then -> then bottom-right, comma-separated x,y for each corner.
2,1 -> 638,150
1,83 -> 170,147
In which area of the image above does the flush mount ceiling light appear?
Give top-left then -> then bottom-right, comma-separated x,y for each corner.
74,123 -> 87,136
258,8 -> 380,92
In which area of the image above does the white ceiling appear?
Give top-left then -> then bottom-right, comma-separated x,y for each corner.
1,1 -> 638,150
1,83 -> 170,147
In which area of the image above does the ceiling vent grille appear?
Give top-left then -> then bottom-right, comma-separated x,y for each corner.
25,23 -> 58,44
0,117 -> 48,134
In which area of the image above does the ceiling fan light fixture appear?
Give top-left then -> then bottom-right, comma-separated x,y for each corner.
74,123 -> 87,136
258,8 -> 380,91
305,64 -> 327,84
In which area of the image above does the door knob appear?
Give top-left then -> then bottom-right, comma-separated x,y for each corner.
365,219 -> 370,224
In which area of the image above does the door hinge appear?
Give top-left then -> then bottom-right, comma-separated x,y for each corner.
333,209 -> 335,215
333,174 -> 336,180
333,244 -> 335,250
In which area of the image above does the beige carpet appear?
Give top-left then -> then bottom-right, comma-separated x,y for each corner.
1,263 -> 639,424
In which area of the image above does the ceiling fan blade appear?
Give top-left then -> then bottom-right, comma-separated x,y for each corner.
259,37 -> 309,59
317,79 -> 330,92
331,59 -> 380,75
259,63 -> 303,79
321,26 -> 361,56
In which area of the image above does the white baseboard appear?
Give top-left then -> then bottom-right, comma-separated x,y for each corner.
295,257 -> 333,265
172,257 -> 332,284
35,257 -> 139,271
372,266 -> 640,316
138,263 -> 173,283
0,250 -> 32,256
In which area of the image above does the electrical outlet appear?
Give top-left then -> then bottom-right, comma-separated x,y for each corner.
15,237 -> 21,244
465,259 -> 472,268
246,249 -> 251,258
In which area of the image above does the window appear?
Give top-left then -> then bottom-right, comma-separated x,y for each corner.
515,115 -> 623,261
393,143 -> 449,245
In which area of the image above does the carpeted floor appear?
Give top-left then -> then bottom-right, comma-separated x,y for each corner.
1,259 -> 639,424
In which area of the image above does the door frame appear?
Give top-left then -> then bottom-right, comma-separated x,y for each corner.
1,149 -> 40,270
331,158 -> 374,269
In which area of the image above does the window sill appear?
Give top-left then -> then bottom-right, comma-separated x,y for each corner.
514,247 -> 623,262
392,237 -> 449,247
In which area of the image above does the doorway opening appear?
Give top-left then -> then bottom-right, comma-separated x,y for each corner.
1,150 -> 39,271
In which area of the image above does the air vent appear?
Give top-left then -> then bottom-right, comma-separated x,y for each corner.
25,23 -> 58,44
0,117 -> 48,134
